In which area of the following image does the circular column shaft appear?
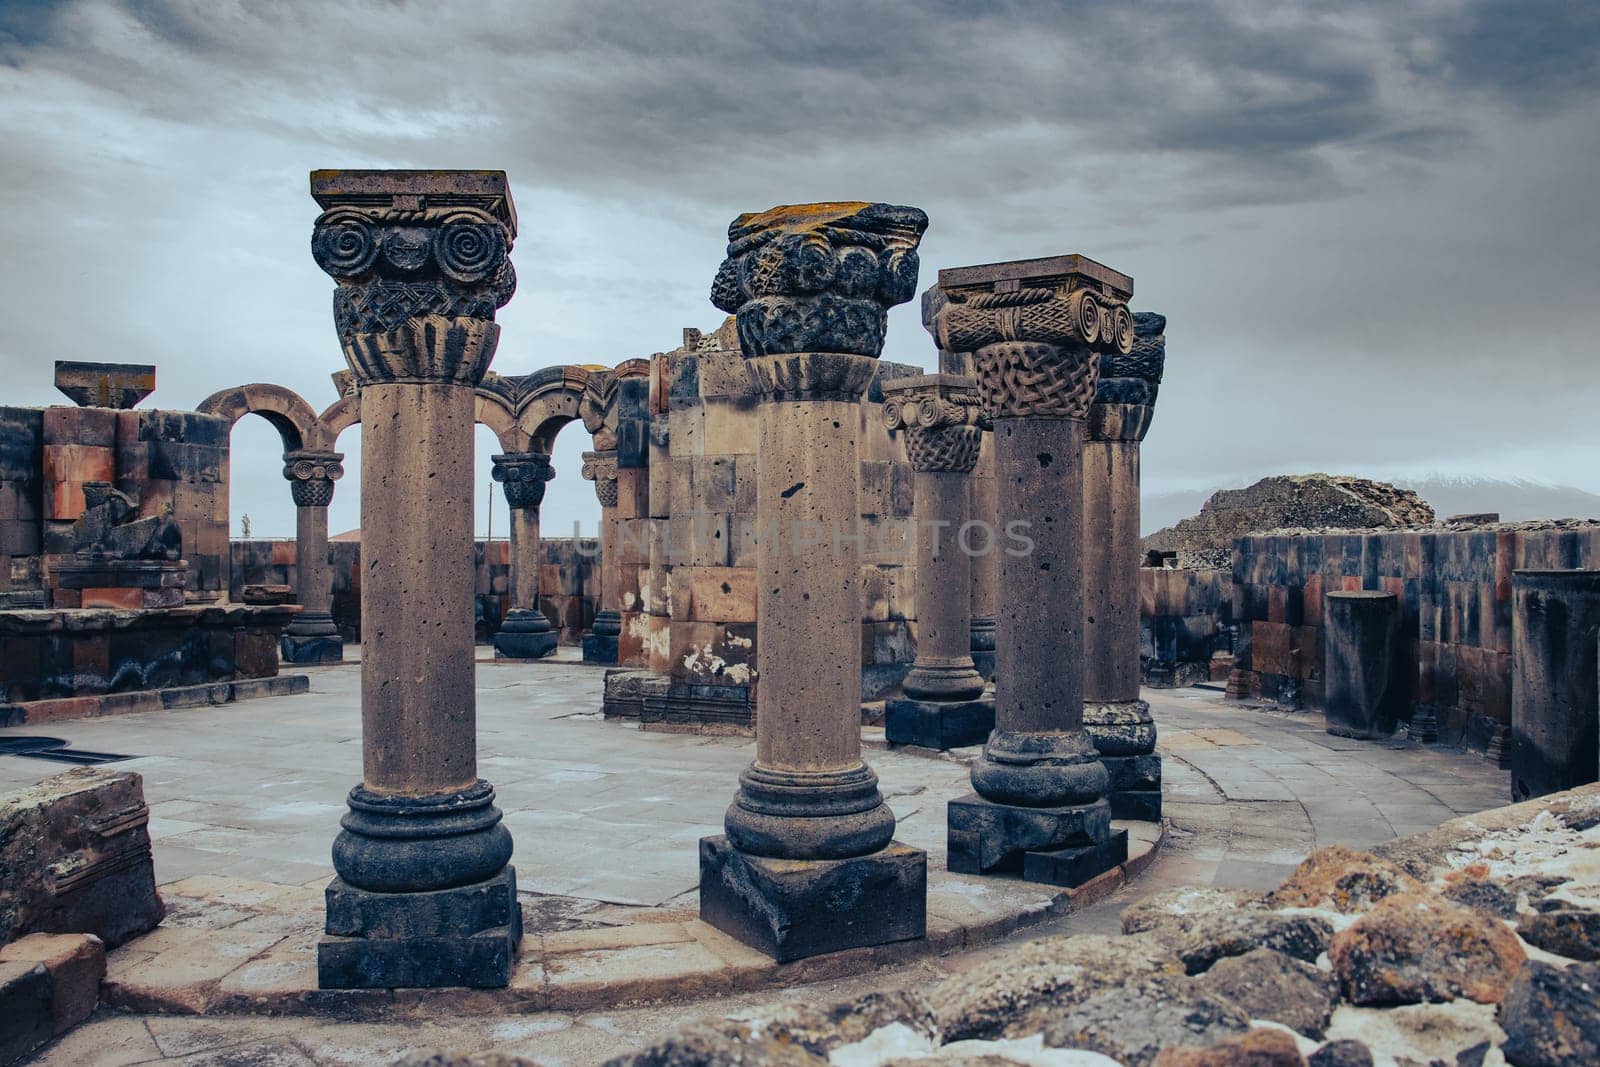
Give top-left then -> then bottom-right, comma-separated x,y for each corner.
281,449 -> 344,663
698,201 -> 929,962
581,450 -> 621,662
492,451 -> 557,659
968,434 -> 999,670
1511,569 -> 1600,800
1323,589 -> 1402,739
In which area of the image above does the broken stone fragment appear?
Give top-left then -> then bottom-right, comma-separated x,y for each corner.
1329,892 -> 1526,1005
1121,886 -> 1268,935
600,1021 -> 829,1067
1040,975 -> 1252,1067
1516,907 -> 1600,961
1193,948 -> 1340,1039
1149,1026 -> 1307,1066
1139,908 -> 1335,975
1441,878 -> 1520,920
1305,1039 -> 1373,1067
1498,960 -> 1600,1066
1265,845 -> 1422,913
933,932 -> 1185,1042
730,990 -> 938,1058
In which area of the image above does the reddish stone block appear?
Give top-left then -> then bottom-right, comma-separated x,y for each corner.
270,540 -> 297,566
1252,621 -> 1292,677
1267,585 -> 1288,624
1291,625 -> 1322,679
233,630 -> 280,679
1340,576 -> 1363,591
615,467 -> 650,520
51,588 -> 82,608
78,587 -> 144,610
1302,574 -> 1323,625
22,698 -> 100,724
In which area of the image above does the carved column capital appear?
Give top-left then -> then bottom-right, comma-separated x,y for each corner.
882,374 -> 987,473
491,451 -> 554,511
283,449 -> 345,508
310,170 -> 517,386
935,255 -> 1135,421
581,450 -> 619,508
1090,310 -> 1165,442
709,202 -> 928,360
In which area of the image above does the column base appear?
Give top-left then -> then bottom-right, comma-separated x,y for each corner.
494,609 -> 558,660
970,617 -> 996,682
317,867 -> 522,989
885,694 -> 994,750
947,794 -> 1124,886
698,836 -> 926,962
1085,700 -> 1160,821
280,631 -> 345,665
1102,753 -> 1163,820
581,633 -> 619,664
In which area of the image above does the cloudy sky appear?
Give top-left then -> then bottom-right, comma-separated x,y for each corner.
2,0 -> 1597,539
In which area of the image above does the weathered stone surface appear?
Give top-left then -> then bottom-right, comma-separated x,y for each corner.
947,794 -> 1114,878
0,932 -> 104,1035
603,1022 -> 829,1067
0,961 -> 52,1067
1516,908 -> 1600,961
1304,1040 -> 1373,1067
1441,877 -> 1519,920
395,1054 -> 547,1067
54,360 -> 155,410
885,695 -> 994,750
1266,846 -> 1423,913
1132,901 -> 1333,976
1122,887 -> 1266,935
933,932 -> 1185,1042
1322,591 -> 1401,740
1194,948 -> 1339,1039
1511,569 -> 1600,801
1149,1027 -> 1307,1067
730,991 -> 937,1058
1499,960 -> 1600,1067
1041,975 -> 1252,1067
1329,892 -> 1526,1005
0,768 -> 163,948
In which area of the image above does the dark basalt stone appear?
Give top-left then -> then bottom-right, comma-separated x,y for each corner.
885,694 -> 994,750
948,793 -> 1118,882
493,609 -> 557,660
698,835 -> 925,963
1022,830 -> 1128,888
331,780 -> 512,894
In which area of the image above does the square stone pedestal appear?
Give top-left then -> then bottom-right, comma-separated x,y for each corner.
581,633 -> 619,664
1103,753 -> 1162,821
698,836 -> 926,962
317,867 -> 521,989
948,794 -> 1125,886
281,632 -> 344,665
885,694 -> 994,750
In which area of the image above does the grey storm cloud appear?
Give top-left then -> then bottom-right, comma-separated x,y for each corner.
1,0 -> 1598,538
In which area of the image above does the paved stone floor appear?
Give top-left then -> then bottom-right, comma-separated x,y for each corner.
2,659 -> 1510,1065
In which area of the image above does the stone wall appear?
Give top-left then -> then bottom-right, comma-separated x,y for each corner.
1229,520 -> 1600,750
230,536 -> 598,645
1,405 -> 229,604
1139,566 -> 1231,687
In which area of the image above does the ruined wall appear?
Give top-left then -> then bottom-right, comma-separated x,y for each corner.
2,405 -> 229,604
1229,521 -> 1600,751
231,536 -> 598,645
1139,566 -> 1231,687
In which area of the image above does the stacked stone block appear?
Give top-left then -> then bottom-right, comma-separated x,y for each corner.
1140,565 -> 1231,687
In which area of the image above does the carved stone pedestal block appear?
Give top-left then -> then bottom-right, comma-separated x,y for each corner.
885,694 -> 995,750
318,868 -> 521,989
1101,752 -> 1163,821
698,836 -> 925,963
493,608 -> 558,660
581,615 -> 620,664
947,794 -> 1123,886
1085,699 -> 1161,820
1022,831 -> 1129,887
281,613 -> 344,665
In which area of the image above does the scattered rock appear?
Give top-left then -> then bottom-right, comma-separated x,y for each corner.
935,933 -> 1184,1042
1305,1040 -> 1372,1067
1123,888 -> 1266,935
1150,1028 -> 1307,1066
600,1023 -> 828,1067
1041,975 -> 1252,1067
740,991 -> 938,1057
1154,911 -> 1335,975
1442,879 -> 1519,921
1330,893 -> 1526,1005
1267,846 -> 1422,914
1324,1002 -> 1505,1067
1498,961 -> 1600,1067
1194,949 -> 1340,1039
1516,908 -> 1600,961
397,1055 -> 547,1067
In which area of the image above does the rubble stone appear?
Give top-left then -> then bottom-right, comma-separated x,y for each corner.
1305,1040 -> 1373,1067
1516,908 -> 1600,961
1122,887 -> 1266,935
1498,960 -> 1600,1067
1329,892 -> 1526,1005
1141,909 -> 1334,975
1266,846 -> 1422,913
1441,878 -> 1519,920
602,1022 -> 829,1067
1194,948 -> 1340,1039
1040,975 -> 1252,1067
1150,1027 -> 1307,1067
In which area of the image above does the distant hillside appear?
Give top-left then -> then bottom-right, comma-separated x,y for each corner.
1142,476 -> 1600,536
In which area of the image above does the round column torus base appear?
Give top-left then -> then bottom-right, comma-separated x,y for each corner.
590,610 -> 623,637
499,607 -> 554,634
284,610 -> 341,638
724,762 -> 896,861
1083,699 -> 1157,757
903,657 -> 987,702
970,728 -> 1110,808
969,616 -> 997,652
332,779 -> 513,894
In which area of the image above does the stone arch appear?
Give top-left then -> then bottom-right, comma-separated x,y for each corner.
512,365 -> 594,452
318,395 -> 360,446
474,391 -> 530,453
197,383 -> 327,452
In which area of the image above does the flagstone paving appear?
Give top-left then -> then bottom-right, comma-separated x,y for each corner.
2,658 -> 1510,1065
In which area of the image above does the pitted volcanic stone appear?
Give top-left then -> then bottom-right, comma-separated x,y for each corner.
1040,975 -> 1252,1067
1193,947 -> 1340,1039
1329,892 -> 1527,1005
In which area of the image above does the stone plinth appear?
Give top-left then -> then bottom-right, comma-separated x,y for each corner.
1511,570 -> 1600,800
54,361 -> 155,410
700,201 -> 929,960
0,604 -> 296,702
51,559 -> 187,610
934,253 -> 1134,888
0,767 -> 163,948
1323,590 -> 1401,739
310,168 -> 519,989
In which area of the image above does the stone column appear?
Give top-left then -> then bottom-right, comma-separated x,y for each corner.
279,449 -> 345,664
581,449 -> 621,664
1082,311 -> 1166,820
491,451 -> 557,659
1323,589 -> 1402,739
698,202 -> 929,962
935,254 -> 1135,887
968,436 -> 1000,679
882,374 -> 994,750
1511,570 -> 1600,800
309,169 -> 521,989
